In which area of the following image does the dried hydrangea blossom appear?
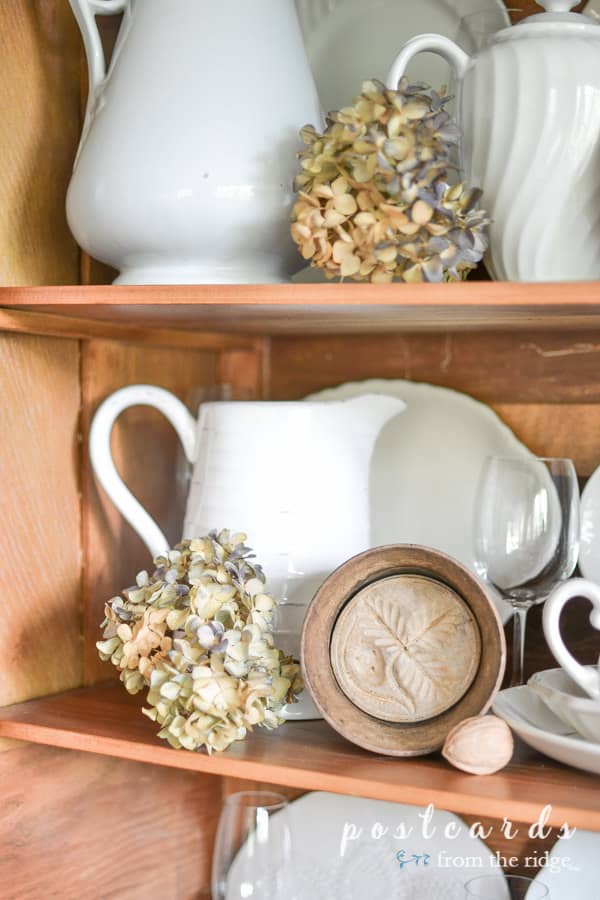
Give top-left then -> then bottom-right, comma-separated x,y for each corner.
291,78 -> 489,283
97,531 -> 302,753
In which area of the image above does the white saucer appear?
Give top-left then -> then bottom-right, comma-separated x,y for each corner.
493,685 -> 600,776
306,379 -> 533,623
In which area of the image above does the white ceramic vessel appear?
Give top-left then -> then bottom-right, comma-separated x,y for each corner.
387,0 -> 600,282
529,667 -> 600,743
543,578 -> 600,699
67,0 -> 322,284
493,686 -> 600,775
89,385 -> 404,718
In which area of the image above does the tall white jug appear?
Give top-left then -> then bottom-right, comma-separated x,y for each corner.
90,386 -> 405,717
67,1 -> 322,283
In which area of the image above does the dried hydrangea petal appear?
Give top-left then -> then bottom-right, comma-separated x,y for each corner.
412,200 -> 433,225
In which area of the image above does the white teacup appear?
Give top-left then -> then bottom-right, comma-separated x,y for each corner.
543,578 -> 600,700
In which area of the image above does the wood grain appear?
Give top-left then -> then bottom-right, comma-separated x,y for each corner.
218,345 -> 266,400
5,282 -> 600,334
0,333 -> 82,708
0,306 -> 258,350
0,741 -> 220,899
0,1 -> 80,285
268,331 -> 600,403
0,682 -> 598,830
494,404 -> 600,477
11,281 -> 600,307
80,340 -> 223,684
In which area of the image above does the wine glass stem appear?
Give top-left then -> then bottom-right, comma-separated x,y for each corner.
511,605 -> 529,687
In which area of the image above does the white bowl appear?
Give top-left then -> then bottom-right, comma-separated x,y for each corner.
528,667 -> 600,743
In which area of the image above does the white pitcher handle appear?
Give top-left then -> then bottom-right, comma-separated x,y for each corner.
89,385 -> 197,560
543,578 -> 600,700
386,34 -> 472,90
69,0 -> 128,124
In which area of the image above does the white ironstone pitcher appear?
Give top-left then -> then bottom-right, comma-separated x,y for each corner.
387,0 -> 600,281
90,385 -> 404,718
67,0 -> 322,283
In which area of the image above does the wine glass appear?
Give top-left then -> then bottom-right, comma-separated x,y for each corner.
474,456 -> 579,686
211,791 -> 294,900
464,874 -> 549,899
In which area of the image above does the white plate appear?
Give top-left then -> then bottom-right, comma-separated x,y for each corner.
306,378 -> 533,623
534,829 -> 600,900
579,465 -> 600,581
294,0 -> 510,114
227,791 -> 501,900
493,685 -> 600,776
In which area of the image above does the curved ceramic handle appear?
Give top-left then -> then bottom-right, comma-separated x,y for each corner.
543,578 -> 600,699
89,385 -> 197,559
386,34 -> 472,90
69,0 -> 128,122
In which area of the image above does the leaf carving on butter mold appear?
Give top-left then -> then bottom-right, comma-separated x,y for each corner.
362,594 -> 473,717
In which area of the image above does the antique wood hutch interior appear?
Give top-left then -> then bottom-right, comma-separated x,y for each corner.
1,2 -> 599,896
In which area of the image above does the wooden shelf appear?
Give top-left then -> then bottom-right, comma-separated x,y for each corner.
1,683 -> 599,829
3,282 -> 600,337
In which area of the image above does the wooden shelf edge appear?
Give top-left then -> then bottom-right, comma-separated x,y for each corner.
3,283 -> 600,335
1,684 -> 599,830
0,306 -> 257,349
2,281 -> 600,308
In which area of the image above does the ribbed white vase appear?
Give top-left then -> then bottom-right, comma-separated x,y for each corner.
461,37 -> 600,281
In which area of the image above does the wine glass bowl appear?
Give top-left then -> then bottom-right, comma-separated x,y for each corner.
464,873 -> 549,899
474,456 -> 579,685
211,791 -> 293,900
